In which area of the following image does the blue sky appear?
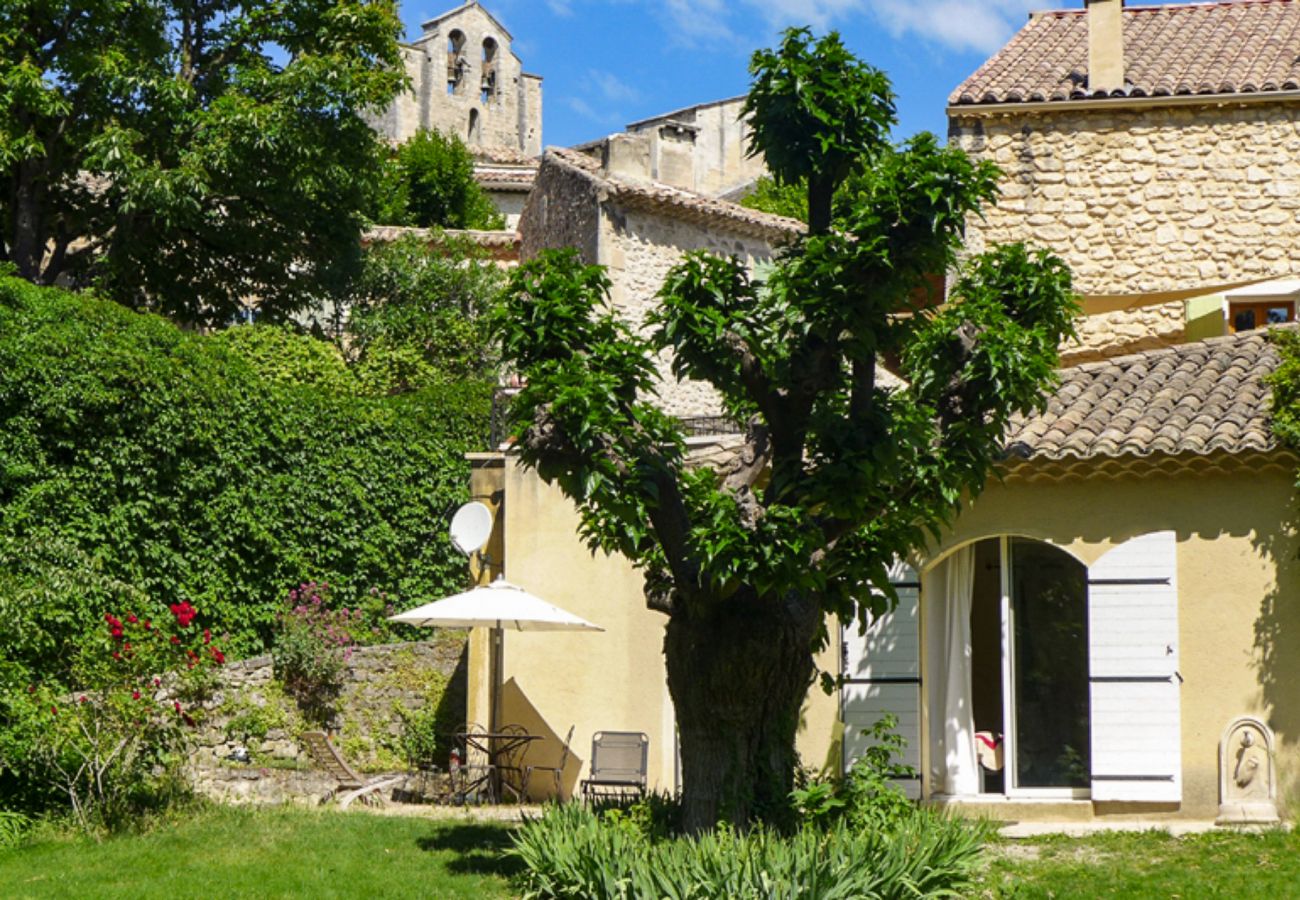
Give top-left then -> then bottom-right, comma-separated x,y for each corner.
399,0 -> 1165,149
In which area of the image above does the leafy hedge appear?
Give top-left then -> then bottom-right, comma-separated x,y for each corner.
0,276 -> 490,676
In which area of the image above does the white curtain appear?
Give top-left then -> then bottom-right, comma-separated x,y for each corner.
924,546 -> 979,796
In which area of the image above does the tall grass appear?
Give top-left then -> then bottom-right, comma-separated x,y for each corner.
511,802 -> 990,900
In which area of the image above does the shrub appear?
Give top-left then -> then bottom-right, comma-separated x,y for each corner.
0,276 -> 484,673
272,582 -> 364,724
790,714 -> 917,833
511,803 -> 990,900
374,128 -> 505,230
2,602 -> 225,833
0,810 -> 30,848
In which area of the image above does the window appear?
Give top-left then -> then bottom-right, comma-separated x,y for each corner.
468,108 -> 480,144
1229,299 -> 1295,333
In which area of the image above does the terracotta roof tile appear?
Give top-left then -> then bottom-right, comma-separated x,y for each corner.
1004,326 -> 1285,461
951,0 -> 1300,108
544,147 -> 806,242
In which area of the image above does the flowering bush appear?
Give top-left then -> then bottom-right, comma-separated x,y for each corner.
3,600 -> 225,832
272,582 -> 366,724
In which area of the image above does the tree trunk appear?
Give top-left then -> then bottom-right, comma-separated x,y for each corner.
664,589 -> 822,833
10,160 -> 48,281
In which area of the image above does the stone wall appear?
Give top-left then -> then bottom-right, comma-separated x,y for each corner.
603,202 -> 778,418
950,101 -> 1300,358
188,637 -> 466,803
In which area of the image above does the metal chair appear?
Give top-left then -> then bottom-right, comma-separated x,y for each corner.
495,722 -> 531,802
452,721 -> 497,804
525,724 -> 576,802
580,731 -> 648,803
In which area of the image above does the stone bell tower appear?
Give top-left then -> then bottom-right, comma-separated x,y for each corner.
369,1 -> 542,158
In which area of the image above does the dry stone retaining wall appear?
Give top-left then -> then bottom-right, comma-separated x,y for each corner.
188,637 -> 466,805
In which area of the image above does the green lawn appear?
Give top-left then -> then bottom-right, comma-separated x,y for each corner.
0,806 -> 519,899
4,808 -> 1296,899
974,828 -> 1300,899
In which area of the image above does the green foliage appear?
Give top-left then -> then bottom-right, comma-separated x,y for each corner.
219,685 -> 296,746
210,326 -> 357,395
744,28 -> 895,229
739,176 -> 810,222
1268,330 -> 1300,449
374,129 -> 505,230
791,715 -> 916,833
346,234 -> 505,390
0,810 -> 30,849
496,28 -> 1078,829
1,0 -> 407,326
511,802 -> 990,899
0,276 -> 483,679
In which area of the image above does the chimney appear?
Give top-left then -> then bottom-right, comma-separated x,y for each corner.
1086,0 -> 1125,94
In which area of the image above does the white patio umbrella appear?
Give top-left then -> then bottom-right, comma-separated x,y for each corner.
389,578 -> 603,729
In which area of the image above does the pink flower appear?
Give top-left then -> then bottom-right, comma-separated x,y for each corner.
174,701 -> 182,713
78,696 -> 87,703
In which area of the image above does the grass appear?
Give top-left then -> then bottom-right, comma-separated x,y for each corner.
974,828 -> 1300,898
0,805 -> 520,899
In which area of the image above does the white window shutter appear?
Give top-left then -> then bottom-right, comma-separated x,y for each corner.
842,560 -> 921,798
1088,531 -> 1181,803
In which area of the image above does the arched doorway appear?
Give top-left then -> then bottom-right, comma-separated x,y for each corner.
843,532 -> 1182,804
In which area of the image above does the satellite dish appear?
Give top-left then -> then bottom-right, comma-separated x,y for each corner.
449,501 -> 493,556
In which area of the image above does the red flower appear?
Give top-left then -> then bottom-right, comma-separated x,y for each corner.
170,636 -> 180,645
78,696 -> 87,703
132,690 -> 141,700
203,629 -> 211,644
143,620 -> 152,631
168,601 -> 196,628
50,706 -> 57,715
210,648 -> 226,665
111,651 -> 121,660
173,701 -> 181,713
153,677 -> 161,687
126,613 -> 138,624
27,684 -> 35,694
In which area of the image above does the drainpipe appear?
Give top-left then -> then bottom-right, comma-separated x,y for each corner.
1086,0 -> 1125,95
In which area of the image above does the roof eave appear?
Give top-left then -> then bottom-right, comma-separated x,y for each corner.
948,88 -> 1300,119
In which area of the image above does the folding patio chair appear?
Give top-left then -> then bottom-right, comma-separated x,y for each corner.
300,731 -> 404,810
580,731 -> 648,803
525,724 -> 576,802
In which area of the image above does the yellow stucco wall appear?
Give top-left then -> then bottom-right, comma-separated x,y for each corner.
479,450 -> 1300,819
915,463 -> 1300,819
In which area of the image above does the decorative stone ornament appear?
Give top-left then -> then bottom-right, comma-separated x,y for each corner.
1216,716 -> 1281,826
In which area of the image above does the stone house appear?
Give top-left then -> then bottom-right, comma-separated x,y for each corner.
453,0 -> 1300,824
949,0 -> 1300,362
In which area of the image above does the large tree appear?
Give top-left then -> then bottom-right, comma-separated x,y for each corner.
495,29 -> 1077,832
1,0 -> 404,326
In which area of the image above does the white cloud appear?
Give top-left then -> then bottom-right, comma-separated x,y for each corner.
868,0 -> 1054,55
661,0 -> 738,47
590,69 -> 640,104
566,96 -> 623,126
546,0 -> 573,16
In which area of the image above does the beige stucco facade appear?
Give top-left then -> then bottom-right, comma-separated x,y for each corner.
951,99 -> 1300,362
470,447 -> 1300,819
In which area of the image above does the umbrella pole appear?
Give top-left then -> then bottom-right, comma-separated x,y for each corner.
490,624 -> 503,732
